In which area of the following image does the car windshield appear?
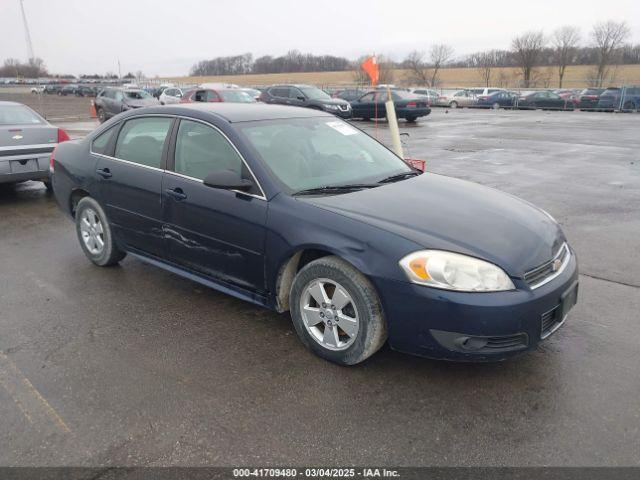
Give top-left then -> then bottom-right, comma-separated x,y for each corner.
124,90 -> 152,100
236,117 -> 412,193
219,90 -> 255,103
300,87 -> 331,100
0,104 -> 44,125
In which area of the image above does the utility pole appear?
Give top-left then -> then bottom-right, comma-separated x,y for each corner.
19,0 -> 35,60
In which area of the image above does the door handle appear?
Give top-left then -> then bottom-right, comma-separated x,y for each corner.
96,168 -> 112,179
165,187 -> 187,201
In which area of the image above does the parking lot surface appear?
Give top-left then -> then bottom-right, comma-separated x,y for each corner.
1,108 -> 639,466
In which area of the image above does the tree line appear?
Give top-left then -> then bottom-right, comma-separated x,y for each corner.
190,51 -> 351,76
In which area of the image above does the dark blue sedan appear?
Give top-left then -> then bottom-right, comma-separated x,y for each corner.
51,104 -> 578,365
475,91 -> 518,109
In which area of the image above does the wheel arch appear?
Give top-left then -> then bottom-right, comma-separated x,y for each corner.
274,246 -> 369,313
69,188 -> 91,218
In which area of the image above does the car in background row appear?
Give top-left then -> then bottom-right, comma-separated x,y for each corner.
350,90 -> 430,122
180,88 -> 256,104
577,88 -> 605,110
553,89 -> 580,108
332,89 -> 368,102
475,91 -> 519,109
0,101 -> 70,190
240,88 -> 262,101
410,88 -> 440,105
75,85 -> 97,97
159,87 -> 183,105
597,87 -> 640,111
59,84 -> 79,96
434,90 -> 477,108
468,87 -> 505,97
94,87 -> 160,123
44,84 -> 63,94
517,91 -> 574,110
260,84 -> 352,119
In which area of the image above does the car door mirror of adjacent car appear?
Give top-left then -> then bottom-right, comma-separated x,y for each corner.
203,170 -> 253,192
297,96 -> 305,101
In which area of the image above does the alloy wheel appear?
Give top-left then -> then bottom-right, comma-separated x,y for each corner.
299,278 -> 359,351
80,208 -> 105,255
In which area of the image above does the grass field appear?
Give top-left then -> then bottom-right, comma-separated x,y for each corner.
165,64 -> 640,89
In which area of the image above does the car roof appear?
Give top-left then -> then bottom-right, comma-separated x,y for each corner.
147,103 -> 332,123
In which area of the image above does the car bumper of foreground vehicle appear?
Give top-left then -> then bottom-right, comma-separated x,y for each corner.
375,251 -> 579,361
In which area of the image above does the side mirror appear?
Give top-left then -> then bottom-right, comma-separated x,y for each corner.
203,170 -> 253,192
176,93 -> 182,98
297,96 -> 306,101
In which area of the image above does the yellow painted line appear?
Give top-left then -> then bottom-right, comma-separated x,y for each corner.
0,352 -> 71,433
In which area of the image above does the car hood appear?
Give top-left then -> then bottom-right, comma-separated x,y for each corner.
321,99 -> 350,106
301,173 -> 564,277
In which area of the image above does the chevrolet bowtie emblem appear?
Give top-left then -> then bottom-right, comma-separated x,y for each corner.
12,134 -> 23,140
552,259 -> 562,271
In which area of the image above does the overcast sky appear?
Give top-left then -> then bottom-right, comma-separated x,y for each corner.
1,0 -> 639,77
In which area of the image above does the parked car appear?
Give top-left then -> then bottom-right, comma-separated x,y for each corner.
475,90 -> 519,109
350,90 -> 431,122
468,87 -> 506,97
159,87 -> 183,105
332,89 -> 368,102
94,87 -> 159,123
517,91 -> 574,110
240,88 -> 262,101
553,89 -> 580,107
260,84 -> 352,119
75,85 -> 97,97
58,84 -> 78,96
30,86 -> 45,94
0,101 -> 70,190
434,90 -> 477,108
410,88 -> 440,105
596,87 -> 640,111
51,103 -> 578,365
44,84 -> 63,95
180,88 -> 256,104
577,88 -> 605,110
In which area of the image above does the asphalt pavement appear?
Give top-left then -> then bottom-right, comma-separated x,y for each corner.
1,108 -> 639,466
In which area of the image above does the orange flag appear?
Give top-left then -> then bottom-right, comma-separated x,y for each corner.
361,56 -> 379,86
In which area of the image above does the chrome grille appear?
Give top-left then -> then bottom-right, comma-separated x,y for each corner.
524,243 -> 570,289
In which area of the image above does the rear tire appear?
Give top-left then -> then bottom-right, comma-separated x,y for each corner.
492,102 -> 500,110
43,180 -> 53,193
405,116 -> 417,122
449,101 -> 458,109
290,256 -> 387,365
75,197 -> 126,267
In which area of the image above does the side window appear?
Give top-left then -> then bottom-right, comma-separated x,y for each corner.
174,120 -> 243,180
271,87 -> 289,98
194,90 -> 208,102
115,91 -> 124,101
91,126 -> 116,155
359,93 -> 374,102
114,117 -> 173,169
290,88 -> 304,99
206,90 -> 220,102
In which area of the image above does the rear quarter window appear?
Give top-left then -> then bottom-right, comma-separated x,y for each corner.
91,126 -> 116,155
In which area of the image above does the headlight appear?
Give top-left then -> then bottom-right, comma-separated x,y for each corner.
399,250 -> 515,292
324,104 -> 339,110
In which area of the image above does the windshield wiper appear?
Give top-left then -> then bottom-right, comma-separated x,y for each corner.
293,184 -> 379,196
378,171 -> 422,184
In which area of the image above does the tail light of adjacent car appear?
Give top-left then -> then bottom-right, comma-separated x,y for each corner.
406,101 -> 417,108
57,128 -> 70,143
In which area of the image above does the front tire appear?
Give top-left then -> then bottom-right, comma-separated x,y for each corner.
97,107 -> 106,123
75,197 -> 126,266
449,101 -> 458,109
290,256 -> 387,365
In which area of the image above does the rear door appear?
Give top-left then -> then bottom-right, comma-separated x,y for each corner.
352,92 -> 375,118
162,118 -> 268,291
94,115 -> 174,257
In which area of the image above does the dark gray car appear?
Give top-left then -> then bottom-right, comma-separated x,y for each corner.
259,84 -> 352,118
94,87 -> 159,123
0,101 -> 69,190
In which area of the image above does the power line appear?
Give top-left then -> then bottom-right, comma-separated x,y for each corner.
19,0 -> 35,60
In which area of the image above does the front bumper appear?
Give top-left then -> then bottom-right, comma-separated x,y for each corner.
328,108 -> 353,119
374,250 -> 579,361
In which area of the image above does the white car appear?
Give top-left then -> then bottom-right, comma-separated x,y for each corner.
159,87 -> 183,105
468,87 -> 506,97
30,86 -> 45,94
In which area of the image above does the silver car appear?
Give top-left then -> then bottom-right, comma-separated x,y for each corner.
434,89 -> 477,108
0,101 -> 68,190
159,87 -> 183,105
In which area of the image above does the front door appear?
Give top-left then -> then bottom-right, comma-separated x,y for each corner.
162,118 -> 268,292
95,115 -> 174,257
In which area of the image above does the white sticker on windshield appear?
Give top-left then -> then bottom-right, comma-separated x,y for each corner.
326,121 -> 358,136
